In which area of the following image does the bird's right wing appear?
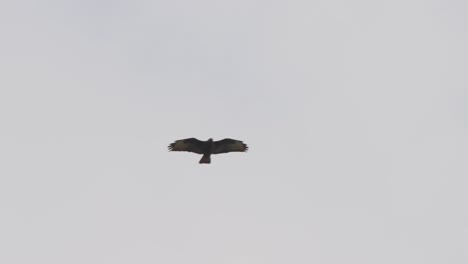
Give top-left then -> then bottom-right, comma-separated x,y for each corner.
212,138 -> 248,154
168,138 -> 205,154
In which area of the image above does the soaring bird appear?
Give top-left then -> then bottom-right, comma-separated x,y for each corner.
168,138 -> 248,164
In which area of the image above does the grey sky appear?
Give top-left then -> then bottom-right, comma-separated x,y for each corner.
1,0 -> 467,263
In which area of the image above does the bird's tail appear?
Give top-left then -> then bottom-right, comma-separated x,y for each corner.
199,154 -> 211,164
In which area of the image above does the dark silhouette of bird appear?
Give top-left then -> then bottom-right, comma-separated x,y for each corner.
168,138 -> 248,164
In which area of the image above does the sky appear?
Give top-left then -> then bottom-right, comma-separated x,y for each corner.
0,0 -> 467,263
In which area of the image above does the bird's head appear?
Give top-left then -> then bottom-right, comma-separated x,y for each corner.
208,138 -> 213,142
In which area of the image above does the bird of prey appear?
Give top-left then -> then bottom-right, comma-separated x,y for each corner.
168,138 -> 248,164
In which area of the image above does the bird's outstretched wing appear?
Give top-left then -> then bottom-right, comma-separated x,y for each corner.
168,138 -> 206,154
212,138 -> 248,154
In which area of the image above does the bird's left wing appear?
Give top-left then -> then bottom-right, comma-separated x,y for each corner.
212,138 -> 248,154
168,138 -> 205,154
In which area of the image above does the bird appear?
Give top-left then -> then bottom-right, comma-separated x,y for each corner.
168,138 -> 248,164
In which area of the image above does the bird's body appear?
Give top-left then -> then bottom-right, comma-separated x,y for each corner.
198,138 -> 214,163
168,138 -> 248,164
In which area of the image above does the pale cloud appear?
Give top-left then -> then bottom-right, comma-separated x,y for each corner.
0,0 -> 467,263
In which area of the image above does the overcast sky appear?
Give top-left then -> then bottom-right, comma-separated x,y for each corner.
1,0 -> 467,263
